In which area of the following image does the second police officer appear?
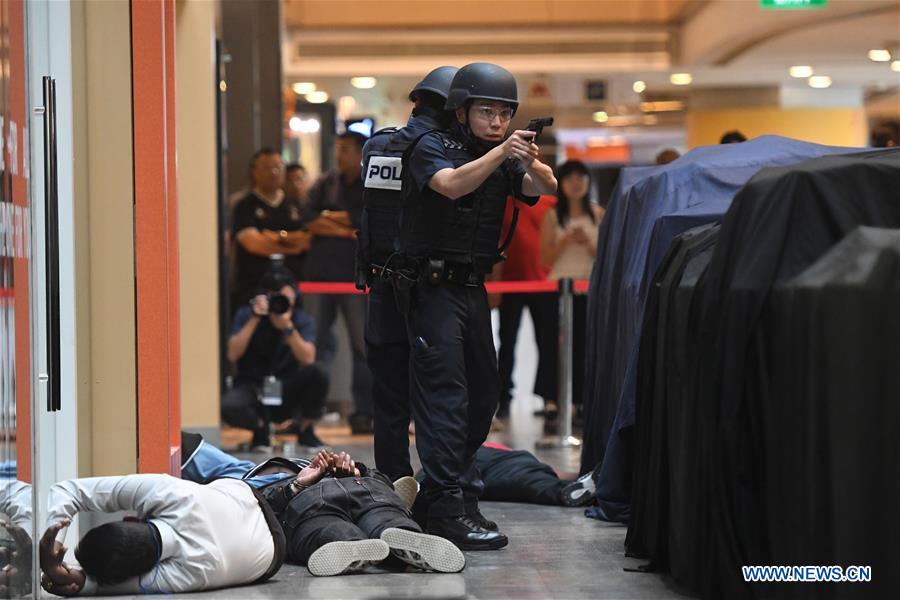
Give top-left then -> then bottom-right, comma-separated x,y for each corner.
402,63 -> 557,550
359,66 -> 459,481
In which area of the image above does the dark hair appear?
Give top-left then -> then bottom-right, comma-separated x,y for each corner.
285,163 -> 306,174
248,147 -> 281,182
75,522 -> 159,586
719,130 -> 747,144
337,131 -> 367,152
555,160 -> 595,227
249,147 -> 280,171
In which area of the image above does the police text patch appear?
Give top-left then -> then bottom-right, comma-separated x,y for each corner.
364,156 -> 403,191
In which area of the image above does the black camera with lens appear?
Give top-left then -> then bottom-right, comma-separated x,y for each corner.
267,292 -> 291,315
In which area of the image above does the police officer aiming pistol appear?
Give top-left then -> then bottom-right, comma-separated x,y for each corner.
400,62 -> 557,550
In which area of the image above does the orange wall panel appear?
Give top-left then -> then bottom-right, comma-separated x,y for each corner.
131,0 -> 181,475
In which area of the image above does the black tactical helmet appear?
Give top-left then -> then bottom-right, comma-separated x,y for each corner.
408,66 -> 459,102
444,62 -> 518,112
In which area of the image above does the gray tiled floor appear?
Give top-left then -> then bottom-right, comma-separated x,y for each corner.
110,399 -> 694,599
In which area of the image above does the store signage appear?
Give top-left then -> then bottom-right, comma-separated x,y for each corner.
761,0 -> 827,9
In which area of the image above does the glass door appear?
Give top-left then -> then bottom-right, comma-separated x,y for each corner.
0,0 -> 37,596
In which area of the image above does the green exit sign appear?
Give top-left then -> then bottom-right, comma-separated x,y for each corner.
761,0 -> 827,8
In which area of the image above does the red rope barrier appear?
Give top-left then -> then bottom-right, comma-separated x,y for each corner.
298,279 -> 589,295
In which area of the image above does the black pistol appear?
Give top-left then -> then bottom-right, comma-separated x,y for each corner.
525,117 -> 554,143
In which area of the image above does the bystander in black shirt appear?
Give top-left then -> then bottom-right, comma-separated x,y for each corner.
303,171 -> 365,282
232,189 -> 307,303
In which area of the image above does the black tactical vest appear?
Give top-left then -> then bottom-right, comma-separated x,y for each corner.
360,123 -> 441,268
403,131 -> 514,275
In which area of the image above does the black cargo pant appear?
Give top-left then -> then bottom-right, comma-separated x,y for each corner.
221,362 -> 330,431
365,279 -> 413,480
405,281 -> 499,520
281,475 -> 421,565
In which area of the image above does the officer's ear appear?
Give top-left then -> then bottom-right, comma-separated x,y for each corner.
455,107 -> 467,124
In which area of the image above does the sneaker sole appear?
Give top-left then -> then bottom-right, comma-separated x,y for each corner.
380,528 -> 466,573
306,539 -> 389,576
392,476 -> 420,510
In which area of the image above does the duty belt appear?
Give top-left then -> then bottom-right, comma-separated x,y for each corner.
424,260 -> 485,286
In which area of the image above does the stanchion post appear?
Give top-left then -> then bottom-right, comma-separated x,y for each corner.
537,277 -> 582,449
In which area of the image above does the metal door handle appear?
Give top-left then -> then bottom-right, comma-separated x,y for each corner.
41,76 -> 61,412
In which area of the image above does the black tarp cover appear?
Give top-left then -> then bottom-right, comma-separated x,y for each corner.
628,149 -> 899,599
580,136 -> 863,523
627,222 -> 720,591
763,226 -> 900,599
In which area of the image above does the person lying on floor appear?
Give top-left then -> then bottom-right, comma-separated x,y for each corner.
443,443 -> 596,507
179,433 -> 460,576
179,431 -> 419,508
260,450 -> 465,577
37,473 -> 285,596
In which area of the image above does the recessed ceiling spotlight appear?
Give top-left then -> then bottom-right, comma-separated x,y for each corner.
351,77 -> 377,89
632,80 -> 646,94
808,75 -> 832,89
892,61 -> 900,72
592,111 -> 609,123
789,66 -> 813,78
868,49 -> 891,62
306,91 -> 329,103
670,73 -> 692,86
292,82 -> 317,95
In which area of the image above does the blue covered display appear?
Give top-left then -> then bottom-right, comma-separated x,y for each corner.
580,135 -> 862,522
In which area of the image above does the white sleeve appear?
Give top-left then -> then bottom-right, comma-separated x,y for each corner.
0,480 -> 33,533
46,474 -> 189,543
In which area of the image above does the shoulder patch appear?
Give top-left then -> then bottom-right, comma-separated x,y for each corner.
441,137 -> 466,151
364,156 -> 403,191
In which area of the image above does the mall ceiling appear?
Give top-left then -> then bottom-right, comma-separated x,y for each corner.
281,0 -> 900,126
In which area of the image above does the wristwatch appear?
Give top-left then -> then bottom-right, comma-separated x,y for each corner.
283,326 -> 296,337
288,480 -> 307,497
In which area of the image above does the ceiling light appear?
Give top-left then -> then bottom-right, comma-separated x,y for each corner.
808,75 -> 832,89
351,77 -> 377,89
305,91 -> 329,104
670,73 -> 692,86
632,80 -> 646,94
892,61 -> 900,72
868,49 -> 891,62
292,82 -> 317,95
592,111 -> 609,123
789,65 -> 813,78
289,116 -> 321,133
643,115 -> 659,126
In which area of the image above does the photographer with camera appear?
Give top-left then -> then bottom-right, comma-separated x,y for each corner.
222,267 -> 329,450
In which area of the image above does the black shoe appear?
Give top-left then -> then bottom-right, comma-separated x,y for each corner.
467,507 -> 498,531
298,425 -> 325,449
349,413 -> 374,435
427,515 -> 508,551
559,471 -> 597,507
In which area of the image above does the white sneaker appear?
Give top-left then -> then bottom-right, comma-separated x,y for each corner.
306,539 -> 390,576
392,476 -> 420,510
380,527 -> 466,573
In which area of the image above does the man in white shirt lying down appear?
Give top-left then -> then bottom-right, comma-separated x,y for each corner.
37,474 -> 285,596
